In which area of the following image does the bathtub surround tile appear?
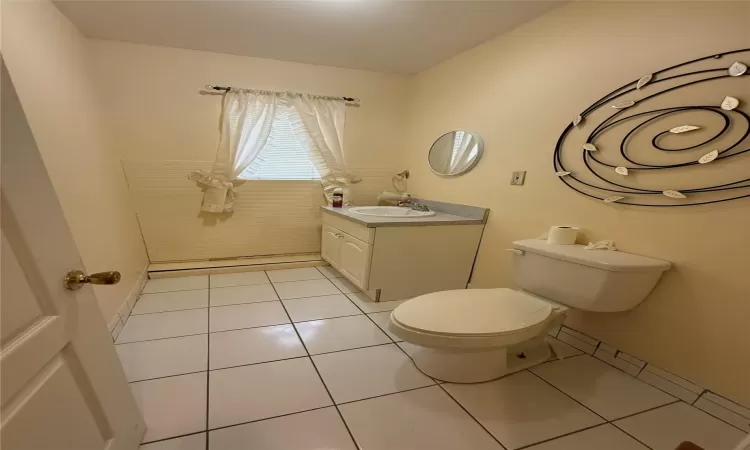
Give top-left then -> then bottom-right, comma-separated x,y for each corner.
524,424 -> 648,450
130,372 -> 207,443
209,302 -> 289,332
694,392 -> 750,432
116,309 -> 207,344
209,408 -> 357,450
547,336 -> 583,359
131,289 -> 208,315
346,292 -> 406,313
281,294 -> 361,322
330,276 -> 360,294
614,401 -> 746,450
443,371 -> 604,449
208,358 -> 331,429
338,386 -> 503,450
272,279 -> 340,299
116,334 -> 207,382
138,433 -> 206,450
266,267 -> 325,283
209,284 -> 279,307
210,271 -> 269,288
295,315 -> 390,355
143,275 -> 208,294
367,311 -> 402,341
316,265 -> 345,279
312,344 -> 434,404
531,355 -> 676,420
209,325 -> 306,370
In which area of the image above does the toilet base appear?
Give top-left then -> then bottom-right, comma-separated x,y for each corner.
408,338 -> 552,383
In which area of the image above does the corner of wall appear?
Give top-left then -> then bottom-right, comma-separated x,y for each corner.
108,267 -> 148,342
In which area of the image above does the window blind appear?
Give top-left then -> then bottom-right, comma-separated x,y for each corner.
239,105 -> 320,181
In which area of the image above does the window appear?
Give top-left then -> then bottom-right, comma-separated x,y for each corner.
238,105 -> 320,180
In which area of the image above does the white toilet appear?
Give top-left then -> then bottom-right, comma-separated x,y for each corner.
388,239 -> 671,383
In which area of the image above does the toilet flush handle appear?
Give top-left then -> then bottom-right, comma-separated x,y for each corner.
504,248 -> 525,256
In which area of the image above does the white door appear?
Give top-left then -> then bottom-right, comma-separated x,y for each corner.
0,62 -> 145,450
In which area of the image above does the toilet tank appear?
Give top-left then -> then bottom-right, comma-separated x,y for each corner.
510,239 -> 671,312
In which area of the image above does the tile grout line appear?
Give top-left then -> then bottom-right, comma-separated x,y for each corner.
525,369 -> 656,450
205,275 -> 211,450
267,272 -> 362,450
436,384 -> 509,450
514,423 -> 612,450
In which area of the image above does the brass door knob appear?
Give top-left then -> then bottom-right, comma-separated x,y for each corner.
64,270 -> 121,291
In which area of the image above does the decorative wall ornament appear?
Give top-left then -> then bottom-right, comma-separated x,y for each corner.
669,125 -> 700,134
612,100 -> 636,109
721,96 -> 739,111
554,48 -> 750,207
636,74 -> 653,90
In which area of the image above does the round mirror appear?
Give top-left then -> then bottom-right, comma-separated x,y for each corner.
428,130 -> 484,176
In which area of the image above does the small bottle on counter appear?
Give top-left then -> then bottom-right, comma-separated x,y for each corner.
332,188 -> 344,207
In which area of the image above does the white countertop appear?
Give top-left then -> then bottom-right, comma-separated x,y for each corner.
321,206 -> 484,228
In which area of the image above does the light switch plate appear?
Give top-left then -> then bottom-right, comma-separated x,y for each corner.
510,171 -> 526,185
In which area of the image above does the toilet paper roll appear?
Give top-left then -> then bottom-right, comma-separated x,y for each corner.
547,226 -> 579,245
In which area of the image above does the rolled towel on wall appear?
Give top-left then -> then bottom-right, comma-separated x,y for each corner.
547,226 -> 580,245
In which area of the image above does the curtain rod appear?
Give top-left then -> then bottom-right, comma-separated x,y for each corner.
200,85 -> 360,106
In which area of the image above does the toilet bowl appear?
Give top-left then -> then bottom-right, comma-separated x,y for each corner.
388,239 -> 671,383
389,288 -> 567,383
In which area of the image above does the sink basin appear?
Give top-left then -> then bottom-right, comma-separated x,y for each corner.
349,206 -> 436,218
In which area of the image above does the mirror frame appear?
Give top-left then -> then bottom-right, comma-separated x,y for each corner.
427,130 -> 485,177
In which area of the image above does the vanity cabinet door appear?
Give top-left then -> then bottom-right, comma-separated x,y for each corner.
339,234 -> 371,290
321,225 -> 342,266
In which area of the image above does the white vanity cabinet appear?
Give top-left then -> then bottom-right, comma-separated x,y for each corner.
321,224 -> 372,288
321,209 -> 484,302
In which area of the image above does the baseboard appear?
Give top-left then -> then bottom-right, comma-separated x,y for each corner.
148,254 -> 325,279
108,267 -> 149,342
549,324 -> 750,432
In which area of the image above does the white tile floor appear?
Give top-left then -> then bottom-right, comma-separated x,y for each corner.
124,267 -> 747,450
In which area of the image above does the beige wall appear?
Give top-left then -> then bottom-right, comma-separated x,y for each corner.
87,40 -> 409,261
404,1 -> 750,404
2,1 -> 149,322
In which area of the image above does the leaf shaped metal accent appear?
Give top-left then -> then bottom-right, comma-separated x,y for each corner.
615,167 -> 629,175
555,171 -> 571,177
612,100 -> 635,109
698,150 -> 719,164
582,143 -> 598,152
721,96 -> 739,111
728,61 -> 747,77
669,125 -> 700,134
603,196 -> 624,203
663,190 -> 687,199
636,74 -> 653,90
572,115 -> 583,127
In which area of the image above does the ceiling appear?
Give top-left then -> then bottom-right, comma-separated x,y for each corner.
55,1 -> 563,74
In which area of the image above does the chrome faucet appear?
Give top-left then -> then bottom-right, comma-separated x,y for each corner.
397,196 -> 430,212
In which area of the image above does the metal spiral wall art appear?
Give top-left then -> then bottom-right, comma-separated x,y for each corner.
554,48 -> 750,207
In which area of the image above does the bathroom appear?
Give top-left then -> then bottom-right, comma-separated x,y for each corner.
1,1 -> 749,449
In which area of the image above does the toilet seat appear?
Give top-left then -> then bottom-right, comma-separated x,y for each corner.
389,288 -> 557,348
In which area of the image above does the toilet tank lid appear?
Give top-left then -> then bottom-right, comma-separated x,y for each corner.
512,239 -> 671,272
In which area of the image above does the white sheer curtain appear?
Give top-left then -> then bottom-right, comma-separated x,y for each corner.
189,89 -> 279,212
289,95 -> 359,203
